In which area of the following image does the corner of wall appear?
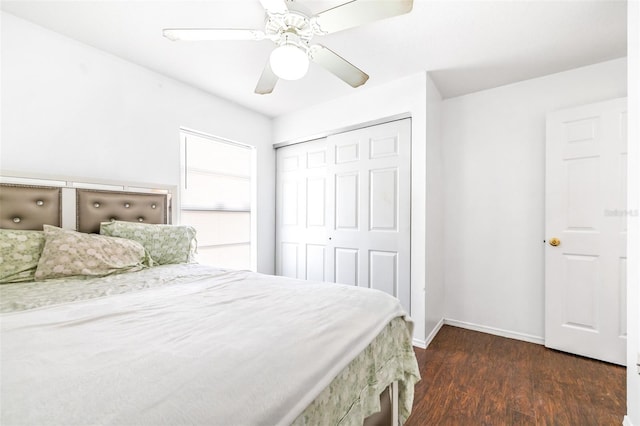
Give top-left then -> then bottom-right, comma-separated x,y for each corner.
626,0 -> 640,423
423,72 -> 446,341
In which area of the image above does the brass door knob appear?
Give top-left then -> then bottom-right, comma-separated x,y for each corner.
549,238 -> 561,247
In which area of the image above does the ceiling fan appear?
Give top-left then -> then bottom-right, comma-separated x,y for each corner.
163,0 -> 413,95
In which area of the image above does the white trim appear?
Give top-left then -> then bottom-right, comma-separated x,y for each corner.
424,318 -> 445,347
272,112 -> 412,149
180,127 -> 254,150
0,171 -> 175,193
624,415 -> 634,426
412,318 -> 445,349
444,319 -> 545,345
412,338 -> 427,349
61,187 -> 76,230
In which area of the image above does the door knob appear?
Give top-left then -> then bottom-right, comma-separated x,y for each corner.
549,237 -> 561,247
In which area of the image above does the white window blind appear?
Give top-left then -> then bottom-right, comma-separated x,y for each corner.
180,131 -> 253,270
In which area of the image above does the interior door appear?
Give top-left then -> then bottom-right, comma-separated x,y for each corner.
545,98 -> 627,365
276,119 -> 411,313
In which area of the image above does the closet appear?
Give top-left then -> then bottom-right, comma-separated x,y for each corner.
275,118 -> 411,313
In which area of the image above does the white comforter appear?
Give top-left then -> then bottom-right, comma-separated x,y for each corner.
1,267 -> 409,425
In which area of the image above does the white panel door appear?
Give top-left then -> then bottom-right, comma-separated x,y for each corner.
276,119 -> 411,313
545,98 -> 627,365
276,139 -> 328,281
326,119 -> 411,312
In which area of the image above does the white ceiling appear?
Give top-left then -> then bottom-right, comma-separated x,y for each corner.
1,0 -> 627,118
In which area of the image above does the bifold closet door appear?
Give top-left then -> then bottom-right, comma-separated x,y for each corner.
276,119 -> 411,313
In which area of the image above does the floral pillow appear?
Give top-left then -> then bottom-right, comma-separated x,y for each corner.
35,225 -> 151,280
100,221 -> 197,265
0,229 -> 45,284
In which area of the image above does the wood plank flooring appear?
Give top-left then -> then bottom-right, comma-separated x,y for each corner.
405,325 -> 626,426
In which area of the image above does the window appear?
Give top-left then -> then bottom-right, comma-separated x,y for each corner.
180,130 -> 254,270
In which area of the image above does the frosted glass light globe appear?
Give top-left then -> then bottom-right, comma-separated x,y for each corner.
269,45 -> 309,81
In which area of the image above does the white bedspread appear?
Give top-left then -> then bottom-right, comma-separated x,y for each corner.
1,268 -> 410,425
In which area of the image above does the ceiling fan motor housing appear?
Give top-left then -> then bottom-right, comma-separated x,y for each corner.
265,5 -> 314,52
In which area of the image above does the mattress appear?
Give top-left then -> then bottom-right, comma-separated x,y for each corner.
0,264 -> 420,425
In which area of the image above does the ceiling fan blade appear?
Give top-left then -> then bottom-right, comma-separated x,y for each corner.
255,61 -> 279,95
163,28 -> 265,41
313,0 -> 413,34
259,0 -> 288,14
309,45 -> 369,88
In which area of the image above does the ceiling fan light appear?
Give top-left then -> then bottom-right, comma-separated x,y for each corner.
269,45 -> 309,81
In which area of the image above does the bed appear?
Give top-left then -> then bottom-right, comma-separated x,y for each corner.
0,181 -> 420,425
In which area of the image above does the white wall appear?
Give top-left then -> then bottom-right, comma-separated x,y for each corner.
0,12 -> 276,274
625,1 -> 639,424
442,58 -> 627,342
424,75 -> 445,341
273,72 -> 444,347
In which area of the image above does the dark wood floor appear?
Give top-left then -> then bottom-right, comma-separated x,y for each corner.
405,325 -> 626,426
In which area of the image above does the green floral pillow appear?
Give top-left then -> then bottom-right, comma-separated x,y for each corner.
0,229 -> 45,284
100,221 -> 196,265
35,225 -> 150,280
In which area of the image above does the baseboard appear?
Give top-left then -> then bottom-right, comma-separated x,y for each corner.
623,415 -> 635,426
425,318 -> 444,347
444,318 -> 545,345
412,337 -> 427,349
412,318 -> 445,349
